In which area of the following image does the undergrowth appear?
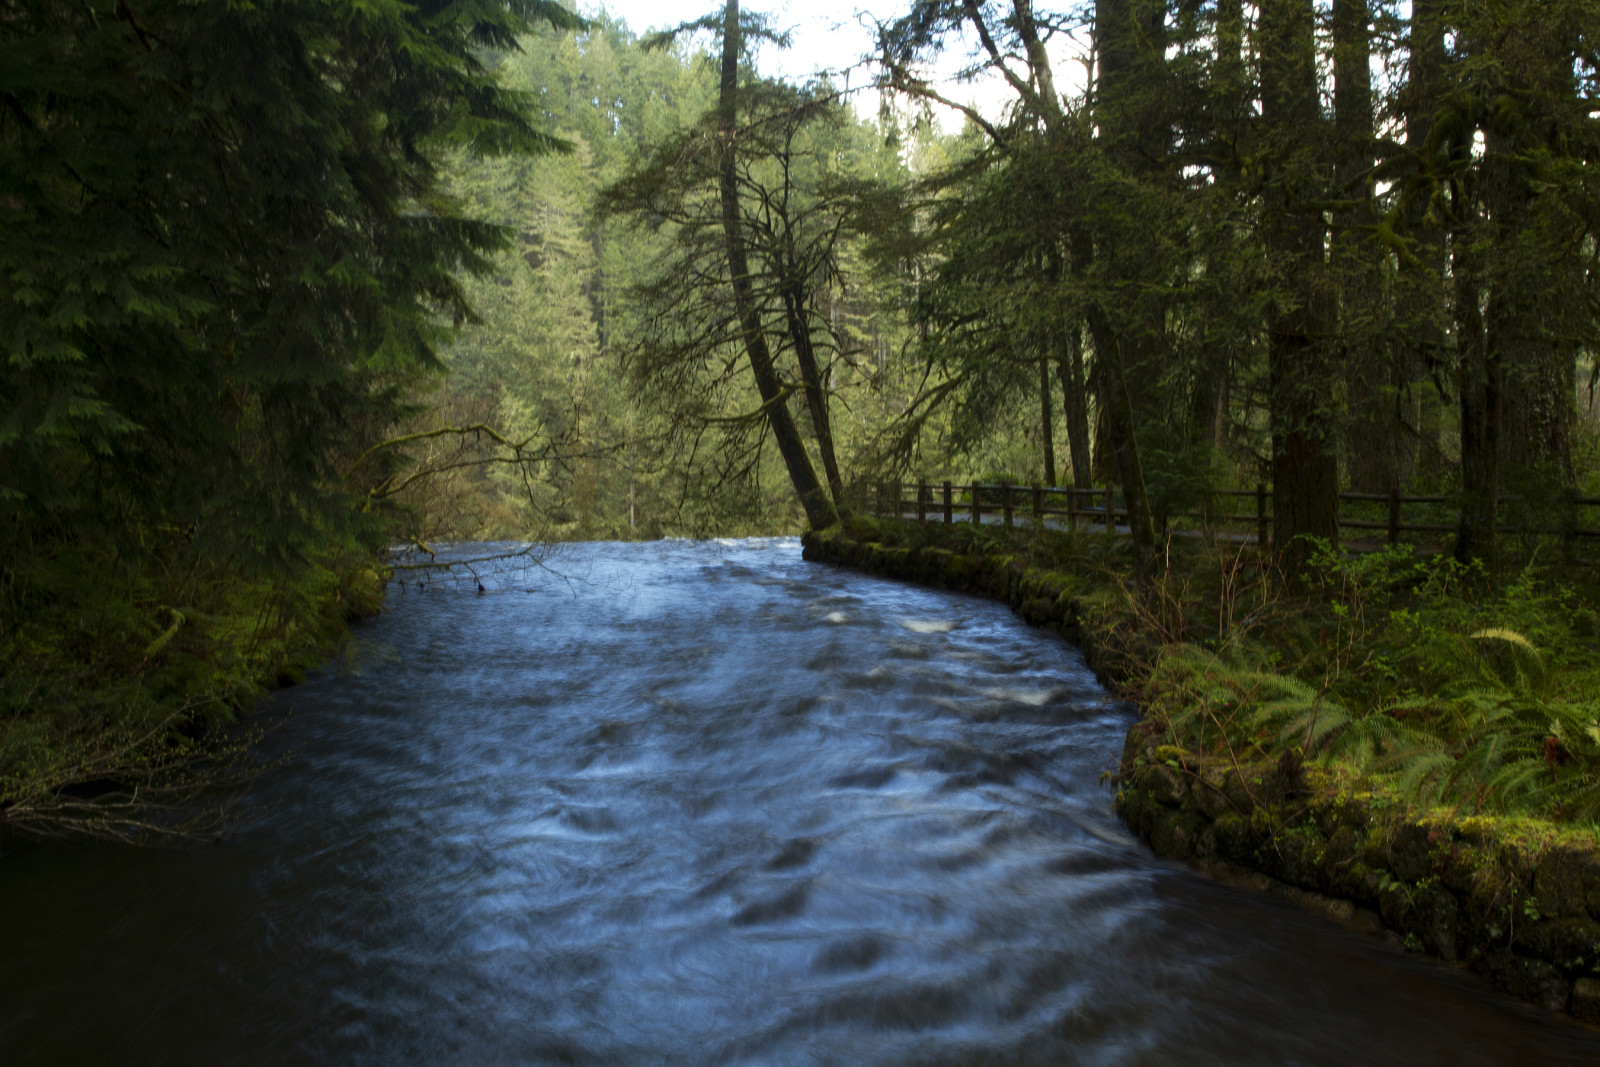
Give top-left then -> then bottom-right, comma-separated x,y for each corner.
0,534 -> 385,844
1139,541 -> 1600,828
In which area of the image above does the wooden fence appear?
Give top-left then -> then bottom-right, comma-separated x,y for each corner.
864,479 -> 1600,548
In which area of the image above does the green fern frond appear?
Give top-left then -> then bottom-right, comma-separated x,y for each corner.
1470,627 -> 1539,653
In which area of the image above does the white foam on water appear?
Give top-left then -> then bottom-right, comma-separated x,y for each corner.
984,687 -> 1056,706
900,618 -> 957,634
824,611 -> 850,624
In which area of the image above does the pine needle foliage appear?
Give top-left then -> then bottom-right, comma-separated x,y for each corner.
0,0 -> 579,840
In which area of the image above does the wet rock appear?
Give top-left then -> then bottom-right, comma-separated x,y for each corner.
1190,772 -> 1237,823
1382,882 -> 1447,951
1534,846 -> 1600,920
1118,725 -> 1155,775
1112,785 -> 1149,836
1219,769 -> 1256,816
1145,763 -> 1188,806
1272,883 -> 1359,925
1436,843 -> 1488,896
1414,884 -> 1461,961
1571,977 -> 1600,1024
1386,822 -> 1434,883
1273,827 -> 1329,893
1150,809 -> 1206,862
1323,826 -> 1364,876
1194,824 -> 1220,863
1521,918 -> 1600,975
1213,813 -> 1257,865
1483,953 -> 1570,1011
1020,596 -> 1057,625
1342,864 -> 1385,911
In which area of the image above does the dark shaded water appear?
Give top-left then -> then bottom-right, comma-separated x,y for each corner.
4,538 -> 1600,1065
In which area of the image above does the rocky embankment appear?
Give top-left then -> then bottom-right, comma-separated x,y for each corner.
801,523 -> 1600,1023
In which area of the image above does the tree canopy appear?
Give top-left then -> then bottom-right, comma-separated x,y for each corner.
0,0 -> 580,838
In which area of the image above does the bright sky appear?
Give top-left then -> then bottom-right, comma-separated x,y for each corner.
584,0 -> 1037,129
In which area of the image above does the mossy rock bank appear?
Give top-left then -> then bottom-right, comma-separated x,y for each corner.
801,522 -> 1600,1022
800,523 -> 1148,690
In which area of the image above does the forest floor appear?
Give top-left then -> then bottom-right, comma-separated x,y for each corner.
802,513 -> 1600,1021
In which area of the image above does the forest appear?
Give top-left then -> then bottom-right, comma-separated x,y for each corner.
2,0 -> 1599,840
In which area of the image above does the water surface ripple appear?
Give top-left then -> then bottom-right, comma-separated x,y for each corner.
3,538 -> 1598,1064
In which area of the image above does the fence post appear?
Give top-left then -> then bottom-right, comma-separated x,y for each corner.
1256,483 -> 1269,548
943,480 -> 954,524
1002,482 -> 1014,528
1032,482 -> 1043,528
1387,486 -> 1401,546
917,478 -> 928,524
971,482 -> 982,526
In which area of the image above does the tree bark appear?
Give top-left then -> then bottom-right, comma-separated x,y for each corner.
1187,0 -> 1246,470
1455,230 -> 1498,565
1333,0 -> 1396,495
1400,0 -> 1449,486
1086,306 -> 1157,554
780,281 -> 847,510
1038,356 -> 1057,486
1059,321 -> 1094,490
1088,0 -> 1164,566
1483,17 -> 1576,489
1260,0 -> 1339,573
716,0 -> 836,530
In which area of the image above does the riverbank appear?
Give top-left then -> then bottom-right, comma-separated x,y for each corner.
801,515 -> 1600,1022
0,544 -> 388,844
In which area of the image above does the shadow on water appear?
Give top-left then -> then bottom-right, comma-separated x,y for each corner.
3,538 -> 1600,1064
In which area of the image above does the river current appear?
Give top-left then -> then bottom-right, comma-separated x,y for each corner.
4,538 -> 1600,1064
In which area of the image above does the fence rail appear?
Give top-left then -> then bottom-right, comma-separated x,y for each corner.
864,479 -> 1600,548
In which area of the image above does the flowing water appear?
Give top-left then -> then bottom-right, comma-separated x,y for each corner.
4,538 -> 1600,1065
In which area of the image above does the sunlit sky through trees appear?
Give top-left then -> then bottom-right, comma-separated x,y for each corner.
586,0 -> 1086,129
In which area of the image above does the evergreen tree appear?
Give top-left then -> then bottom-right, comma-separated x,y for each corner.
0,0 -> 580,837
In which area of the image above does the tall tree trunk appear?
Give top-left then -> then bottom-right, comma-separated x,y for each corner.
1087,307 -> 1157,552
715,0 -> 836,530
1089,0 -> 1164,566
1038,356 -> 1057,485
1334,0 -> 1395,495
1260,0 -> 1339,573
1401,0 -> 1449,485
1455,233 -> 1499,564
780,282 -> 847,509
1059,320 -> 1094,490
1484,17 -> 1576,490
1187,0 -> 1245,467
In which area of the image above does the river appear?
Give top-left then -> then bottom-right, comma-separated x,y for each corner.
3,538 -> 1598,1064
